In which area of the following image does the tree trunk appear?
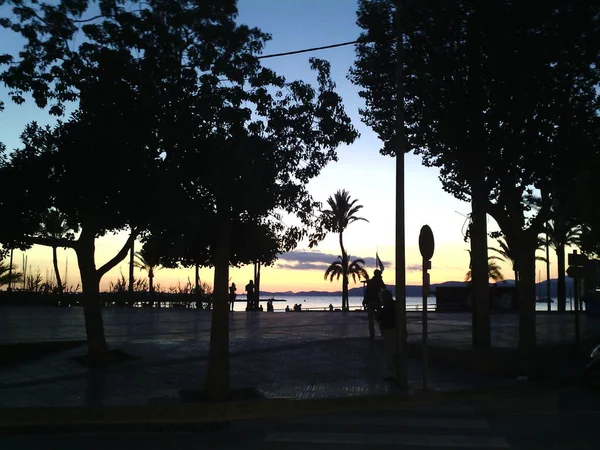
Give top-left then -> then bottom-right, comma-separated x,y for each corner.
148,267 -> 155,307
466,8 -> 490,349
339,232 -> 348,311
204,211 -> 231,400
51,246 -> 63,294
7,248 -> 14,291
470,194 -> 491,348
557,243 -> 566,312
342,267 -> 349,312
128,241 -> 134,297
76,235 -> 109,358
516,244 -> 538,379
256,262 -> 261,307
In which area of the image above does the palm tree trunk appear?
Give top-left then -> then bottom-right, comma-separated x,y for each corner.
148,267 -> 154,307
7,248 -> 14,291
76,232 -> 109,359
52,246 -> 63,294
204,210 -> 232,400
128,241 -> 134,298
338,231 -> 348,311
556,243 -> 566,312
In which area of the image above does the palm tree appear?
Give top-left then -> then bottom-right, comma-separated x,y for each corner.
325,256 -> 369,304
40,208 -> 72,294
488,237 -> 546,286
134,245 -> 162,297
544,221 -> 581,312
320,189 -> 369,311
0,260 -> 22,288
465,258 -> 505,283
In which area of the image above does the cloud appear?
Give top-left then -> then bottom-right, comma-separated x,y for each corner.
407,264 -> 464,272
435,265 -> 465,271
278,250 -> 340,263
278,250 -> 392,270
276,262 -> 331,271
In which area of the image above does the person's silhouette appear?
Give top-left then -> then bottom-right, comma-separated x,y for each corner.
245,280 -> 255,311
364,270 -> 386,338
229,282 -> 237,311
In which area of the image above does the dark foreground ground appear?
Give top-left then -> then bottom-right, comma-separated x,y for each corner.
0,307 -> 599,448
0,307 -> 598,408
2,386 -> 599,450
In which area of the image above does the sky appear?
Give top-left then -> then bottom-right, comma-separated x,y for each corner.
0,0 -> 570,293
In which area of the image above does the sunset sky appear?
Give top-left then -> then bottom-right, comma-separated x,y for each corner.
0,0 -> 568,293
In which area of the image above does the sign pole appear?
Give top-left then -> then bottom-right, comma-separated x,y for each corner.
422,258 -> 429,391
419,225 -> 434,393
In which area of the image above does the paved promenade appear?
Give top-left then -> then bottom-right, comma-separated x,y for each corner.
0,307 -> 598,409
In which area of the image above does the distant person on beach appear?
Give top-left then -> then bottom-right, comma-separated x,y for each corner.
229,283 -> 237,311
364,269 -> 386,339
329,303 -> 334,312
380,289 -> 397,381
245,280 -> 254,311
285,305 -> 290,312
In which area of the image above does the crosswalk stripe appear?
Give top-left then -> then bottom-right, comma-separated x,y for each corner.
265,431 -> 510,448
285,416 -> 490,429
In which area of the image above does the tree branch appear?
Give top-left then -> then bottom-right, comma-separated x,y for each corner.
528,191 -> 552,235
24,235 -> 77,249
486,200 -> 509,234
97,228 -> 139,279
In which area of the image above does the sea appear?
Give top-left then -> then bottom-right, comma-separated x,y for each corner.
232,295 -> 579,312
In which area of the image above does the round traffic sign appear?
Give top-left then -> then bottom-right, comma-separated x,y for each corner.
419,225 -> 435,261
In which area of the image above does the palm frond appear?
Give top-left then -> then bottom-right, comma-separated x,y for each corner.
321,189 -> 369,232
0,261 -> 23,287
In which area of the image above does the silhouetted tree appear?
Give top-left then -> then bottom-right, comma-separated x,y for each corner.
40,208 -> 74,294
489,237 -> 547,287
0,0 -> 254,360
465,258 -> 504,284
324,255 -> 369,304
134,244 -> 162,297
562,169 -> 600,259
351,0 -> 600,376
0,260 -> 22,288
315,190 -> 368,311
543,221 -> 581,312
0,0 -> 357,396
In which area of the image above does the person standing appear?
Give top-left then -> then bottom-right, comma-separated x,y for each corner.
229,282 -> 237,311
364,269 -> 386,338
380,289 -> 397,381
245,280 -> 254,311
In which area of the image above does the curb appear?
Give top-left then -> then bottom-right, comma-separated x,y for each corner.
0,383 -> 548,431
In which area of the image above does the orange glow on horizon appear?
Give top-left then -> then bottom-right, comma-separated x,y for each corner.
5,238 -> 570,294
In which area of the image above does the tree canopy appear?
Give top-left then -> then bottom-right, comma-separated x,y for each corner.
351,0 -> 600,368
0,0 -> 358,391
351,1 -> 599,219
